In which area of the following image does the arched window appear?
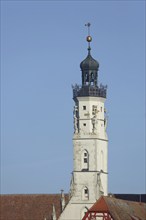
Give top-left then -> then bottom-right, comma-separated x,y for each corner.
81,150 -> 89,171
82,186 -> 89,200
90,72 -> 94,85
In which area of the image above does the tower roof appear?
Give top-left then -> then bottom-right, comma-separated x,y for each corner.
80,52 -> 99,71
80,23 -> 99,71
72,23 -> 107,99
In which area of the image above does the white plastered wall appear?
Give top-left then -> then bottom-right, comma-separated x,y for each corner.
59,96 -> 108,220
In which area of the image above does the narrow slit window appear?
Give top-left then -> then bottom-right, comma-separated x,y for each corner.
82,150 -> 89,171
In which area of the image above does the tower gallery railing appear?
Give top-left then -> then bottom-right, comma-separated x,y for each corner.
72,84 -> 107,99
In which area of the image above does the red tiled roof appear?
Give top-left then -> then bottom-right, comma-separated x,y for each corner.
88,196 -> 146,220
0,194 -> 69,220
89,196 -> 109,213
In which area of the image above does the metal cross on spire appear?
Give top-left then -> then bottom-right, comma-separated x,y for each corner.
85,22 -> 91,36
85,22 -> 92,54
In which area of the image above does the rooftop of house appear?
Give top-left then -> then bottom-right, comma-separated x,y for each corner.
0,194 -> 146,220
83,196 -> 146,220
0,194 -> 69,220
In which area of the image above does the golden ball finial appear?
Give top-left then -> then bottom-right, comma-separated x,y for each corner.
86,35 -> 92,42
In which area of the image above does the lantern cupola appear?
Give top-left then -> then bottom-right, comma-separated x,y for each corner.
73,23 -> 107,100
80,24 -> 99,87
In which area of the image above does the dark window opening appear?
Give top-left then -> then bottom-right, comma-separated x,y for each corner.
83,106 -> 86,110
84,158 -> 88,163
84,189 -> 88,195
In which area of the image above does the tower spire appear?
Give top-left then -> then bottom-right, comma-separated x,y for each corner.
85,22 -> 92,54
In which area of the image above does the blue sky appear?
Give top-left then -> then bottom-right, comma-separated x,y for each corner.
1,1 -> 145,194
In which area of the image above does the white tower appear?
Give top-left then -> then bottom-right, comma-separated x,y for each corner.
59,23 -> 108,220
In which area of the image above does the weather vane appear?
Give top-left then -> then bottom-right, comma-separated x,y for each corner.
85,22 -> 92,53
85,22 -> 91,35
